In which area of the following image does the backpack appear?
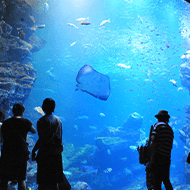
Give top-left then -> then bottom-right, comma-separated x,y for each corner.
137,125 -> 153,165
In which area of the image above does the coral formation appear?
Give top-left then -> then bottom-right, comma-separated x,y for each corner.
0,0 -> 46,116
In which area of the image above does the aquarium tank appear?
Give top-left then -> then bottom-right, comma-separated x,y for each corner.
1,0 -> 190,189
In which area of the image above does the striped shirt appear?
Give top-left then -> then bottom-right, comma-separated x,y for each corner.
152,122 -> 174,157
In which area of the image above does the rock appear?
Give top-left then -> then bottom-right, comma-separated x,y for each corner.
0,34 -> 33,62
174,184 -> 190,190
73,181 -> 91,190
0,0 -> 47,117
0,20 -> 13,37
123,112 -> 143,132
0,61 -> 37,117
94,126 -> 139,169
29,34 -> 47,52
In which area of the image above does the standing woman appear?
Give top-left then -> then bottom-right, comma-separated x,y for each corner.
0,103 -> 36,190
32,98 -> 70,190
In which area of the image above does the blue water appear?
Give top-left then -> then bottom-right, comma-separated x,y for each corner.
23,0 -> 190,189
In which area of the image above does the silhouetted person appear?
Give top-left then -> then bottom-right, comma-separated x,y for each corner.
150,110 -> 174,190
0,103 -> 36,190
32,98 -> 69,190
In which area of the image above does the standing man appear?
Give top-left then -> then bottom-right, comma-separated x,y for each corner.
0,103 -> 36,190
32,98 -> 71,190
151,110 -> 174,190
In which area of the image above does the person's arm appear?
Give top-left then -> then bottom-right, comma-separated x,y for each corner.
32,139 -> 40,152
32,139 -> 40,161
30,125 -> 36,134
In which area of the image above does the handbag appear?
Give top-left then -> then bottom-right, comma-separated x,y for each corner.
137,125 -> 153,165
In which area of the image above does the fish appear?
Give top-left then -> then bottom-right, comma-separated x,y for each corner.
181,50 -> 190,59
124,168 -> 133,175
36,24 -> 45,29
44,2 -> 49,12
74,125 -> 78,130
34,106 -> 44,116
184,145 -> 190,151
46,67 -> 56,80
171,116 -> 180,120
76,64 -> 110,101
71,41 -> 77,47
120,157 -> 127,161
63,171 -> 72,176
89,126 -> 97,130
179,129 -> 187,137
67,23 -> 78,29
100,19 -> 110,27
177,87 -> 183,91
129,145 -> 138,150
79,21 -> 91,25
100,113 -> 105,117
76,17 -> 89,21
79,165 -> 98,174
138,15 -> 143,23
117,63 -> 131,69
165,41 -> 170,50
31,25 -> 45,31
173,140 -> 178,147
104,168 -> 112,173
107,149 -> 111,155
169,122 -> 175,127
77,115 -> 89,120
169,79 -> 177,87
81,160 -> 88,164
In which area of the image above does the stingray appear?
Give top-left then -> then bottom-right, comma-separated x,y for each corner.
76,64 -> 110,101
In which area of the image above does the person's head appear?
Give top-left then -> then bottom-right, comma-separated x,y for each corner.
0,110 -> 5,122
42,98 -> 55,115
12,103 -> 25,116
155,110 -> 170,123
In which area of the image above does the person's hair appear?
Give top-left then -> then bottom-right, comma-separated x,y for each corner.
42,98 -> 55,114
0,110 -> 5,122
12,103 -> 25,116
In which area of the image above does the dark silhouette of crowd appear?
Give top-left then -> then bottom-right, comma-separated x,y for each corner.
0,101 -> 188,190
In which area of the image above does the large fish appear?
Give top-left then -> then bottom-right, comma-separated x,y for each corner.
76,65 -> 111,101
